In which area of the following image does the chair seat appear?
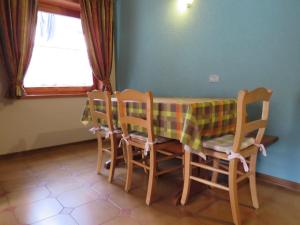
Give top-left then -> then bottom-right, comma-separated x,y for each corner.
127,131 -> 182,154
97,126 -> 122,139
128,131 -> 172,144
202,134 -> 255,154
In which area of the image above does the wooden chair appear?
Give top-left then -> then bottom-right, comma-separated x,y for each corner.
88,90 -> 124,183
116,89 -> 183,205
181,87 -> 272,225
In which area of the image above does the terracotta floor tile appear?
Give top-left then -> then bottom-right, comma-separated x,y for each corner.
150,176 -> 183,202
108,186 -> 145,209
243,204 -> 298,225
244,188 -> 300,225
68,164 -> 96,177
201,183 -> 264,209
35,168 -> 71,182
95,166 -> 127,183
7,187 -> 50,207
0,169 -> 33,182
92,178 -> 125,199
0,162 -> 28,175
1,177 -> 41,192
126,169 -> 152,189
14,198 -> 62,224
0,197 -> 10,212
112,169 -> 128,183
102,215 -> 141,225
71,199 -> 119,225
260,183 -> 300,211
196,199 -> 254,224
178,189 -> 218,215
0,141 -> 299,225
62,151 -> 97,165
0,185 -> 5,196
32,214 -> 78,225
62,158 -> 90,168
151,200 -> 186,219
206,182 -> 251,199
74,172 -> 103,186
46,177 -> 84,196
57,187 -> 99,208
131,206 -> 180,225
173,216 -> 221,225
26,153 -> 60,163
28,162 -> 64,176
47,154 -> 70,163
35,170 -> 71,184
60,207 -> 74,215
81,155 -> 98,164
0,211 -> 19,225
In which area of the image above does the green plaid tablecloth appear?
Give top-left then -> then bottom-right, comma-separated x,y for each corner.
81,97 -> 237,152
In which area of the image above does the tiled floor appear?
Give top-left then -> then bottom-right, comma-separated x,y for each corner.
0,140 -> 299,225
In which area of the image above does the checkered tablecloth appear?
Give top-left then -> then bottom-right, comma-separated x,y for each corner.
81,97 -> 237,152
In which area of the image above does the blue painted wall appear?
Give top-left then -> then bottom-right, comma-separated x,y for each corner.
115,0 -> 300,183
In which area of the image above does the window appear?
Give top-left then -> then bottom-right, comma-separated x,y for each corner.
24,2 -> 94,96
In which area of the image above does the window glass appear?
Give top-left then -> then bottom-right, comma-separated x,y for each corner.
24,12 -> 93,88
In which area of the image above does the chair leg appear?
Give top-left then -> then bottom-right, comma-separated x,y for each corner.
181,151 -> 192,205
229,159 -> 241,225
125,145 -> 133,192
141,152 -> 148,174
211,158 -> 220,188
96,135 -> 103,174
108,136 -> 117,183
249,152 -> 259,209
182,153 -> 185,177
122,142 -> 127,164
146,145 -> 157,205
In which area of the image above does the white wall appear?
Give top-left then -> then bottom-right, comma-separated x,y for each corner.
0,96 -> 95,155
0,61 -> 116,156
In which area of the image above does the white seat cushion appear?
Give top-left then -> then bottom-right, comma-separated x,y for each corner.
202,134 -> 255,154
99,126 -> 122,138
129,131 -> 171,144
100,126 -> 122,133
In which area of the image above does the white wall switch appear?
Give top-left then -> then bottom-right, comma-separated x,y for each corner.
209,74 -> 220,82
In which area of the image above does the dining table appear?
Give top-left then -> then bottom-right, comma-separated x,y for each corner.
81,95 -> 237,204
81,96 -> 237,155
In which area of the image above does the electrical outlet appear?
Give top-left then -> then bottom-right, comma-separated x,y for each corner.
209,74 -> 220,83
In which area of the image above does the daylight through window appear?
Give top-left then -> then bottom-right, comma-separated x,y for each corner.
24,12 -> 93,88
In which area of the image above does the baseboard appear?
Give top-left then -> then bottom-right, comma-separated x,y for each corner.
256,172 -> 300,192
0,139 -> 97,160
1,140 -> 299,192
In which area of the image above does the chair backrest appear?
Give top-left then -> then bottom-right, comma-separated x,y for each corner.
233,87 -> 273,152
87,90 -> 114,131
116,89 -> 154,142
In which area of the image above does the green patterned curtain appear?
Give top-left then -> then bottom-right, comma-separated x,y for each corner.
0,0 -> 38,97
80,0 -> 114,93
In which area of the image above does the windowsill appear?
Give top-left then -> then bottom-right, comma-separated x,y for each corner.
22,93 -> 88,99
22,86 -> 95,99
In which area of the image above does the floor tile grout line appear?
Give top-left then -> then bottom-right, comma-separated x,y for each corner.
69,213 -> 80,225
56,195 -> 114,213
45,179 -> 86,199
28,212 -> 80,225
1,142 -> 299,225
11,207 -> 23,225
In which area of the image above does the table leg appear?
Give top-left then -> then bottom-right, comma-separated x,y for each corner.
172,155 -> 210,205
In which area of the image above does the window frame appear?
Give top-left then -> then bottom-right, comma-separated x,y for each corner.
23,0 -> 96,98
